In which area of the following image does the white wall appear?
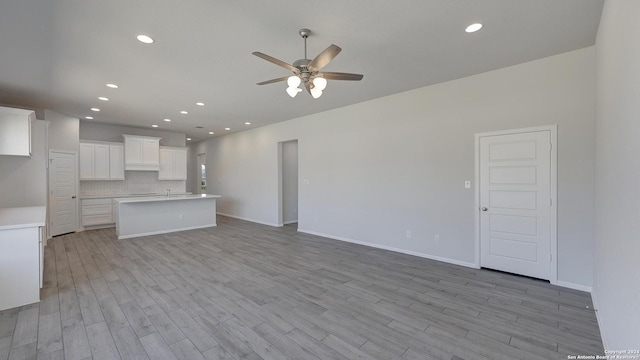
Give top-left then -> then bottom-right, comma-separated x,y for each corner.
281,140 -> 298,224
0,120 -> 48,207
199,47 -> 596,287
79,121 -> 186,147
592,0 -> 640,349
45,110 -> 79,153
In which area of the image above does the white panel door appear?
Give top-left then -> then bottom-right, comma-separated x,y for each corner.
480,131 -> 551,279
50,151 -> 77,236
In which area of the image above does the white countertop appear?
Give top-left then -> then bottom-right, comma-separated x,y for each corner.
0,206 -> 46,230
80,193 -> 192,199
114,194 -> 221,204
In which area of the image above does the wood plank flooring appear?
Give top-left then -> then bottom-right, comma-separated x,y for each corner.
0,216 -> 604,360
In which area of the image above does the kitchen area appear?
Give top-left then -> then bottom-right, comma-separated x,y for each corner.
1,105 -> 218,311
78,133 -> 219,239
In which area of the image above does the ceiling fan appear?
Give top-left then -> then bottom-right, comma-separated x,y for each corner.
253,28 -> 364,98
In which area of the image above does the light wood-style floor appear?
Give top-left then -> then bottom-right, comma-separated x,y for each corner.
0,216 -> 603,360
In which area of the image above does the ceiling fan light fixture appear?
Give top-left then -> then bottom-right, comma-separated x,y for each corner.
312,77 -> 327,91
286,86 -> 299,98
287,76 -> 301,88
253,28 -> 362,98
310,87 -> 323,99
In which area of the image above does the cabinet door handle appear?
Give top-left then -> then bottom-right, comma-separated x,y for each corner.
72,196 -> 76,199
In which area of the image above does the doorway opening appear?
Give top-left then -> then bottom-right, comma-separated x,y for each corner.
278,140 -> 298,228
197,153 -> 206,194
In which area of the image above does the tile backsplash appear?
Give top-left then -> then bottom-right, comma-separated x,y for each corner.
80,171 -> 186,197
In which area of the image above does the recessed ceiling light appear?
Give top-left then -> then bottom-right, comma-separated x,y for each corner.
164,118 -> 171,122
91,108 -> 100,112
465,23 -> 483,33
225,128 -> 230,131
244,122 -> 251,125
186,138 -> 192,141
196,102 -> 205,106
98,97 -> 109,101
180,111 -> 188,115
136,34 -> 155,44
106,83 -> 118,89
152,124 -> 158,128
85,116 -> 94,120
208,131 -> 214,135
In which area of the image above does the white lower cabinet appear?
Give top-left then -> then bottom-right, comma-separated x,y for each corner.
81,198 -> 113,226
0,227 -> 42,310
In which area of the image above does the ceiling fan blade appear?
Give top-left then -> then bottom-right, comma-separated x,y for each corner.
256,76 -> 289,85
252,52 -> 299,73
320,71 -> 364,81
308,44 -> 342,71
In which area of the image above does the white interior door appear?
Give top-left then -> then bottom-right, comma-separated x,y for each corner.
50,151 -> 77,236
480,130 -> 552,280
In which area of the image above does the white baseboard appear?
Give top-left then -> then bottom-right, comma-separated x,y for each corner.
283,220 -> 298,225
554,280 -> 593,293
297,228 -> 477,269
216,212 -> 282,227
117,224 -> 216,240
79,223 -> 115,232
590,291 -> 609,351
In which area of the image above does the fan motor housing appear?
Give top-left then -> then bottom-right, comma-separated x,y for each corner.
292,58 -> 311,69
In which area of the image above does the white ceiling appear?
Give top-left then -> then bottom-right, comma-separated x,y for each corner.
0,0 -> 603,141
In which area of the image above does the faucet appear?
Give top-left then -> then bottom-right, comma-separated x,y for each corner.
166,189 -> 171,198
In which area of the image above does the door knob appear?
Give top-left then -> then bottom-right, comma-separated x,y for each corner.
481,207 -> 488,211
72,196 -> 76,199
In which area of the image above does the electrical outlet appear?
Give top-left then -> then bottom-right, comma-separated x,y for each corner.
303,179 -> 310,185
406,230 -> 412,238
434,234 -> 440,243
464,181 -> 471,189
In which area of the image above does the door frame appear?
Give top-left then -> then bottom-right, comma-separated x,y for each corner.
196,153 -> 206,194
474,125 -> 558,284
48,149 -> 78,238
277,139 -> 299,227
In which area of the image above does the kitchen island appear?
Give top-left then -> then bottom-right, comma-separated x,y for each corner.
114,194 -> 220,239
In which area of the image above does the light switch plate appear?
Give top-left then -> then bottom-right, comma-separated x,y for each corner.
464,181 -> 471,189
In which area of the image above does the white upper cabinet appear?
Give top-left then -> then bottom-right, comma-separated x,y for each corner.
159,147 -> 187,180
94,144 -> 110,179
79,143 -> 95,179
123,134 -> 161,171
79,141 -> 125,180
0,106 -> 34,157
